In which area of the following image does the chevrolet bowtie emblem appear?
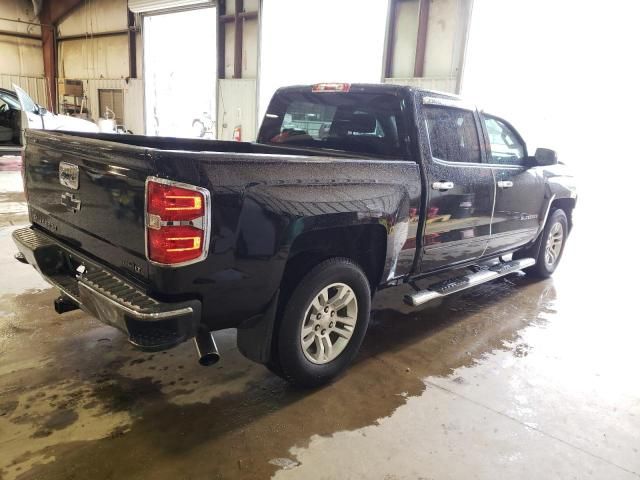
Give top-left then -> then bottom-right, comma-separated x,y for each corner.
61,192 -> 82,213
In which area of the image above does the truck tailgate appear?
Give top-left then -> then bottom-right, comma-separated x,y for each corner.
24,130 -> 154,280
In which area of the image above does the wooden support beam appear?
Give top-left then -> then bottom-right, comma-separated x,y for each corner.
234,0 -> 244,79
128,10 -> 137,79
39,0 -> 84,112
414,0 -> 430,78
217,0 -> 257,80
39,23 -> 57,111
383,0 -> 397,79
217,0 -> 226,79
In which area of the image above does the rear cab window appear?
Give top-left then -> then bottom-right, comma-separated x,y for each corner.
258,88 -> 408,159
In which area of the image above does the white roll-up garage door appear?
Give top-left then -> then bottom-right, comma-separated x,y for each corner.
128,0 -> 214,13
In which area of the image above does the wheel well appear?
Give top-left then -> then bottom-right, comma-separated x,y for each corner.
550,197 -> 576,231
280,224 -> 387,297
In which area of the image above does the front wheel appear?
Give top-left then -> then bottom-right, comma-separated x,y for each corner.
520,208 -> 568,278
271,258 -> 371,388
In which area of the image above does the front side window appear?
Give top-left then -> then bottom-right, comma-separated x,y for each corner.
482,115 -> 525,165
425,106 -> 481,163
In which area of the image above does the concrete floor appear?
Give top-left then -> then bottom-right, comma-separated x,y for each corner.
1,161 -> 639,480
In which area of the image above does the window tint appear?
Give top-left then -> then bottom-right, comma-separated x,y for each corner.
482,115 -> 525,165
425,106 -> 481,163
258,92 -> 406,158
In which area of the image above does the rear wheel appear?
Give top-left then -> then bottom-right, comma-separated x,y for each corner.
270,258 -> 371,388
518,208 -> 568,278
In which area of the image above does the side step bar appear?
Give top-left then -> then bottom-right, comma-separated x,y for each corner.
404,258 -> 536,307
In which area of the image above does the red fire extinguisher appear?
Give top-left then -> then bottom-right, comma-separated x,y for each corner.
233,125 -> 242,142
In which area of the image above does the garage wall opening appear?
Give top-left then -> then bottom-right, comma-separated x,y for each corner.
143,7 -> 217,138
258,0 -> 388,120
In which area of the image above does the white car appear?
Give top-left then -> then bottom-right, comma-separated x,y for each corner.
0,85 -> 99,148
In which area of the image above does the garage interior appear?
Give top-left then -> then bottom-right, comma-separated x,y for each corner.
1,0 -> 639,479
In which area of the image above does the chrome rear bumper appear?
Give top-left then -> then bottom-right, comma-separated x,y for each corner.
12,226 -> 201,351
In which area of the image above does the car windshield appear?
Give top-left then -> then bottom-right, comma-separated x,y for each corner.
0,90 -> 21,110
258,90 -> 407,158
13,85 -> 37,113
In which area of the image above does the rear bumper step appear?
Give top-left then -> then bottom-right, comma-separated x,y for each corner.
12,226 -> 201,351
404,258 -> 536,307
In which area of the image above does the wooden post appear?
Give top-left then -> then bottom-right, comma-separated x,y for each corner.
218,0 -> 226,79
383,0 -> 397,79
414,0 -> 430,78
128,10 -> 137,79
234,0 -> 244,79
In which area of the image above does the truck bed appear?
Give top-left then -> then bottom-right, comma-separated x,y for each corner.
22,128 -> 421,331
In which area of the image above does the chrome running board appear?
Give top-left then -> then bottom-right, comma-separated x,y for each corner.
404,258 -> 536,307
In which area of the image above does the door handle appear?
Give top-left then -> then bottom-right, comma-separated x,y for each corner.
497,180 -> 514,189
432,181 -> 454,191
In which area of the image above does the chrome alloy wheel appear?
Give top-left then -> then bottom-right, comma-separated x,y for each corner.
544,221 -> 564,267
300,283 -> 358,364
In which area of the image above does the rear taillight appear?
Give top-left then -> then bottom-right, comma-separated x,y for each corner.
148,225 -> 204,265
145,178 -> 210,266
147,181 -> 204,221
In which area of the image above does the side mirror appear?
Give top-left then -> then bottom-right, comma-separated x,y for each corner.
534,147 -> 558,166
35,104 -> 47,116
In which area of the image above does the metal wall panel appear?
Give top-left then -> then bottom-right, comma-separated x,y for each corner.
217,78 -> 257,141
0,0 -> 41,35
58,36 -> 129,79
0,35 -> 44,77
57,78 -> 144,134
123,79 -> 144,134
0,75 -> 48,105
422,0 -> 473,83
58,0 -> 128,36
385,0 -> 473,93
390,0 -> 419,78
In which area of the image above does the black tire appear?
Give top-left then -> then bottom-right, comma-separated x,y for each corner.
518,208 -> 568,278
270,257 -> 371,388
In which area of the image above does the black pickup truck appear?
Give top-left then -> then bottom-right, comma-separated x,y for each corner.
13,83 -> 576,387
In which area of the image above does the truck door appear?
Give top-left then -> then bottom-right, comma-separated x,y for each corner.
420,102 -> 495,272
479,114 -> 545,256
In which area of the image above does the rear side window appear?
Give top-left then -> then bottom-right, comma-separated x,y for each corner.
425,106 -> 481,163
258,91 -> 407,158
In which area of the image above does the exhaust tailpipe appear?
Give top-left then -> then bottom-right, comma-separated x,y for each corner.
194,330 -> 220,366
